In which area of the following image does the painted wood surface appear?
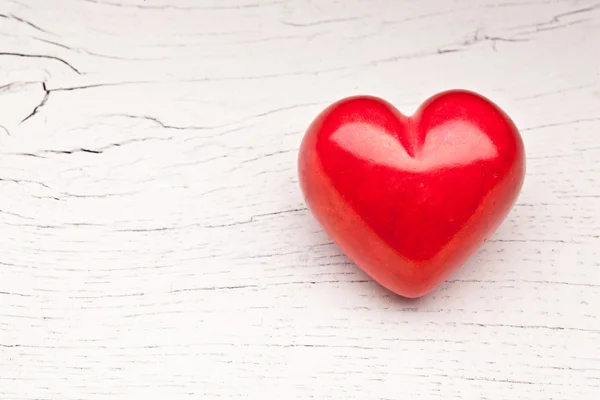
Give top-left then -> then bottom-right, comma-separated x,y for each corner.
1,0 -> 600,398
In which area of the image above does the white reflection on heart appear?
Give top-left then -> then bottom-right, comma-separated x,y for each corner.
330,120 -> 498,172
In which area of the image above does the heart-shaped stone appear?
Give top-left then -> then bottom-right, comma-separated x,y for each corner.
298,90 -> 525,298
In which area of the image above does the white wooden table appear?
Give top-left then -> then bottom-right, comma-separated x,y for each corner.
1,0 -> 599,398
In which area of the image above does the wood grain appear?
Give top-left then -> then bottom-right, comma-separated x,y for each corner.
1,0 -> 599,398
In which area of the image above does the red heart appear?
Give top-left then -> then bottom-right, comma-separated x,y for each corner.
298,90 -> 526,298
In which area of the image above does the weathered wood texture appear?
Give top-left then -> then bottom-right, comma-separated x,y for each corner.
1,0 -> 600,398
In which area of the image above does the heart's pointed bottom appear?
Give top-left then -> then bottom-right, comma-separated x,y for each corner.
297,90 -> 525,298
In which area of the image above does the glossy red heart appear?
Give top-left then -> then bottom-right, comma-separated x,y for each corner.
298,90 -> 526,298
